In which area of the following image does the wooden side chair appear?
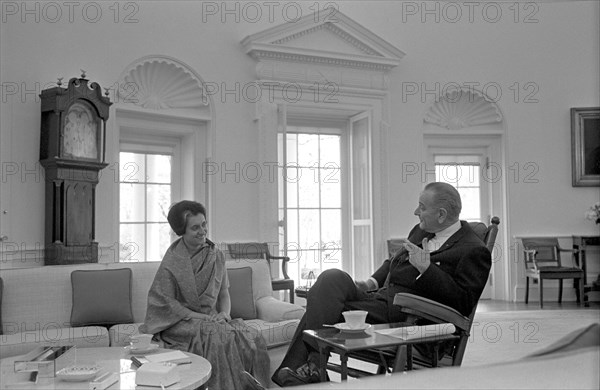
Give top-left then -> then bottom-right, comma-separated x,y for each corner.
226,242 -> 295,303
520,237 -> 584,308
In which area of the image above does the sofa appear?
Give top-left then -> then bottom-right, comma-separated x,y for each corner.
0,257 -> 305,361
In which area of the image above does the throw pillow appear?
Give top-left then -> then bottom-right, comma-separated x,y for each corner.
70,268 -> 134,327
227,267 -> 256,320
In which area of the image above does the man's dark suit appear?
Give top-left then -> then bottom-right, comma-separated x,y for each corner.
273,220 -> 492,375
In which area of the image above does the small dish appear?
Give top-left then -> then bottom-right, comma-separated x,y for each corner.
333,323 -> 371,333
56,365 -> 100,382
125,343 -> 159,355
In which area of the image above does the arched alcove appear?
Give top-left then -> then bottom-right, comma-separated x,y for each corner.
423,88 -> 503,131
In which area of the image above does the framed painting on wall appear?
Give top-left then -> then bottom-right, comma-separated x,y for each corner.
571,107 -> 600,187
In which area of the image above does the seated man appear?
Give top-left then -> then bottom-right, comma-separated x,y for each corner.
272,182 -> 492,386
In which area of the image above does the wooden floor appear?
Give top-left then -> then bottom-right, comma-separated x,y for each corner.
477,299 -> 600,312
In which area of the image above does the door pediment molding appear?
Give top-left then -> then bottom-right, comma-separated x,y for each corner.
242,8 -> 404,89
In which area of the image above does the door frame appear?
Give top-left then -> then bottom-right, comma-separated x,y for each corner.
424,134 -> 507,300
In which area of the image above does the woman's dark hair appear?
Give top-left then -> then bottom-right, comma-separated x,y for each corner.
167,200 -> 206,236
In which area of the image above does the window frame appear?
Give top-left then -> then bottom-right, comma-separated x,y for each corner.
118,135 -> 182,262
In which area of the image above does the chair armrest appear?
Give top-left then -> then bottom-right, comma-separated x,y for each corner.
393,293 -> 470,331
557,247 -> 578,254
267,255 -> 291,279
255,296 -> 305,322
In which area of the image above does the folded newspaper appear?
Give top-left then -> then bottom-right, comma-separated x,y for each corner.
374,323 -> 456,340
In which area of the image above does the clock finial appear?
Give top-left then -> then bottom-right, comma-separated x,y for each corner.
80,69 -> 87,79
57,77 -> 63,87
104,87 -> 110,97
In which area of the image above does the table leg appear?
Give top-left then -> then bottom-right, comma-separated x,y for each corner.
339,353 -> 348,381
392,345 -> 408,372
318,345 -> 329,383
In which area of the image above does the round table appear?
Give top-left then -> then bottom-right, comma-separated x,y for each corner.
0,347 -> 211,389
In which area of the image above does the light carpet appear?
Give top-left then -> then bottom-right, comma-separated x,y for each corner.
462,309 -> 600,367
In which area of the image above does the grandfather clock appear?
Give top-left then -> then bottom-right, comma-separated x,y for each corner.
39,72 -> 112,265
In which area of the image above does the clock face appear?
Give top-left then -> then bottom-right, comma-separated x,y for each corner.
62,101 -> 99,160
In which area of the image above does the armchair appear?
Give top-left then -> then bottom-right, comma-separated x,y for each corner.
331,217 -> 499,377
226,242 -> 295,303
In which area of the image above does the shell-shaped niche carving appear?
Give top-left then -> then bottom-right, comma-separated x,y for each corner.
424,90 -> 502,130
118,60 -> 207,110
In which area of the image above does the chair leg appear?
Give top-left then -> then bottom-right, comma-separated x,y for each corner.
539,278 -> 544,309
525,278 -> 529,304
577,278 -> 585,306
558,279 -> 563,304
289,288 -> 294,304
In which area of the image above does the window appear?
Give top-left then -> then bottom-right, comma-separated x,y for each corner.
119,140 -> 180,262
434,155 -> 484,222
278,127 -> 344,288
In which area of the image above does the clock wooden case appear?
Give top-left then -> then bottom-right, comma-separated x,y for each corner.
39,75 -> 112,265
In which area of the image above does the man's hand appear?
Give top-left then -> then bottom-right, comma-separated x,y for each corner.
402,237 -> 432,274
355,279 -> 376,292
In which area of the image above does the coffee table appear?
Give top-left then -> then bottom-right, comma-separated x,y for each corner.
0,347 -> 211,389
303,323 -> 458,381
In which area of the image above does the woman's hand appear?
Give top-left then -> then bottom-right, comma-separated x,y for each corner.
209,312 -> 231,323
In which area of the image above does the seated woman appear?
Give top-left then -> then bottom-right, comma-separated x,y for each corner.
140,200 -> 269,390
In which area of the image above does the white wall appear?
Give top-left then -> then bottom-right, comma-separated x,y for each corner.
1,1 -> 599,300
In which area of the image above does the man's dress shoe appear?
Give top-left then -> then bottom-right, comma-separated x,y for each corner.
275,366 -> 321,387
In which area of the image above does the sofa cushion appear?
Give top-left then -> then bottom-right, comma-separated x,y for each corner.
0,326 -> 109,359
226,259 -> 273,301
228,267 -> 257,320
109,323 -> 143,347
70,268 -> 134,327
256,296 -> 305,322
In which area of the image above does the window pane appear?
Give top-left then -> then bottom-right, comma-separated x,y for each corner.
120,152 -> 145,182
120,183 -> 145,222
146,223 -> 171,261
298,209 -> 320,249
147,154 -> 171,183
146,184 -> 171,222
458,187 -> 480,220
297,134 -> 319,167
321,167 -> 341,208
298,168 -> 319,208
285,167 -> 299,208
120,223 -> 145,262
457,165 -> 480,187
320,135 -> 340,167
321,209 -> 341,248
